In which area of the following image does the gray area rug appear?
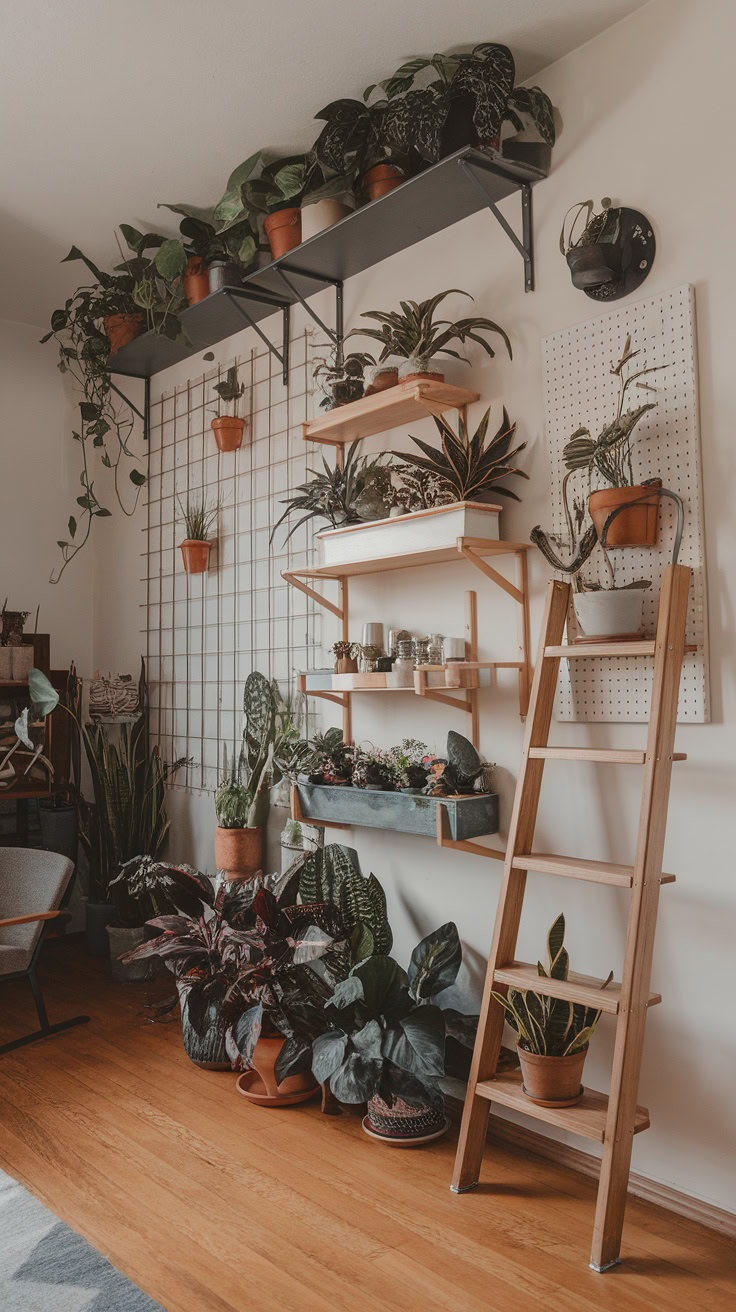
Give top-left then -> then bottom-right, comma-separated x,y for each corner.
0,1168 -> 164,1310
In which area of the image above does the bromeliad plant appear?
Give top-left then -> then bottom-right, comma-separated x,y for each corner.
349,289 -> 511,372
395,406 -> 528,505
271,440 -> 393,547
491,914 -> 612,1057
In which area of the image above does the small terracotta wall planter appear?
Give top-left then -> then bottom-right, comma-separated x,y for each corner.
211,416 -> 245,452
236,1035 -> 318,1106
264,208 -> 301,260
104,313 -> 145,355
518,1046 -> 587,1107
214,825 -> 263,880
180,540 -> 212,575
588,485 -> 659,547
362,164 -> 404,202
183,256 -> 210,306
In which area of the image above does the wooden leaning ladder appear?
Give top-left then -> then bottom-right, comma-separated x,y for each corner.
451,564 -> 691,1272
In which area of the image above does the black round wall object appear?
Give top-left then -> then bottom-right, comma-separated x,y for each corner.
577,207 -> 656,302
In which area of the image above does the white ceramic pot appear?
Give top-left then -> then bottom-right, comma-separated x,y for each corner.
572,588 -> 645,638
301,198 -> 352,241
317,501 -> 501,568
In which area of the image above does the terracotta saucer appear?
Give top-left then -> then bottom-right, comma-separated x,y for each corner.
235,1070 -> 318,1107
361,1115 -> 450,1146
520,1083 -> 584,1108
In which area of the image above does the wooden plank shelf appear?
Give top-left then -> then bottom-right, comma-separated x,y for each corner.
303,381 -> 479,446
475,1068 -> 650,1143
528,746 -> 687,765
511,851 -> 676,887
546,642 -> 699,658
493,961 -> 662,1013
283,536 -> 529,582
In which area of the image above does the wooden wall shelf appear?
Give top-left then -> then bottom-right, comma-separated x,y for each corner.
303,380 -> 480,447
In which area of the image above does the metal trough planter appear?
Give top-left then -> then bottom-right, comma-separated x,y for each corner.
295,783 -> 499,840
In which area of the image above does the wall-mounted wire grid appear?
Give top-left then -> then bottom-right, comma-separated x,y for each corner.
542,283 -> 710,722
143,329 -> 322,792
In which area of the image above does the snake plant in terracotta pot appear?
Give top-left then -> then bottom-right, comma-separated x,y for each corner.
349,288 -> 511,383
491,914 -> 612,1107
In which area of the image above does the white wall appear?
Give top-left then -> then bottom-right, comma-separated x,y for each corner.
94,0 -> 735,1213
0,317 -> 94,673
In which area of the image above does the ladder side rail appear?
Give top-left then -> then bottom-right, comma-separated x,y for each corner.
591,564 -> 691,1270
452,578 -> 570,1192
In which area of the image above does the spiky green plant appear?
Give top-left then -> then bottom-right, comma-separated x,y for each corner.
349,289 -> 511,365
177,493 -> 219,541
491,914 -> 612,1056
298,841 -> 393,955
271,440 -> 392,547
395,405 -> 527,504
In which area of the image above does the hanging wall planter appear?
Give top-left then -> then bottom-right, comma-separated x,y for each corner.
264,208 -> 301,260
588,484 -> 660,548
295,781 -> 499,840
561,199 -> 656,302
211,416 -> 245,452
183,256 -> 210,306
180,540 -> 212,575
103,313 -> 145,355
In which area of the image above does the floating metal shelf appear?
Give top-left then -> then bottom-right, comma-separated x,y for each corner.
107,145 -> 549,381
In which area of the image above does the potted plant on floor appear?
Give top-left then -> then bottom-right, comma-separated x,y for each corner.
349,288 -> 511,383
209,365 -> 247,451
312,920 -> 476,1143
491,914 -> 612,1107
178,494 -> 219,574
270,440 -> 393,549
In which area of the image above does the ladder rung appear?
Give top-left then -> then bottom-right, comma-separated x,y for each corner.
528,747 -> 687,764
512,852 -> 676,887
475,1068 -> 650,1142
493,961 -> 662,1013
545,641 -> 656,657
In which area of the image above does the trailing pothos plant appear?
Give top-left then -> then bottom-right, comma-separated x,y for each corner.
311,920 -> 478,1110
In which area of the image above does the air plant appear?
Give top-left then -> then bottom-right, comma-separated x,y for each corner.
177,493 -> 220,542
349,289 -> 511,366
271,440 -> 393,547
395,406 -> 527,504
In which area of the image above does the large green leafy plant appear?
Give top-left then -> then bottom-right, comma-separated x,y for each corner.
491,914 -> 612,1056
395,405 -> 528,504
349,289 -> 511,366
271,439 -> 393,547
215,672 -> 299,830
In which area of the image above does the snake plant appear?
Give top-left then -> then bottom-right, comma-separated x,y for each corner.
395,405 -> 527,503
491,914 -> 613,1056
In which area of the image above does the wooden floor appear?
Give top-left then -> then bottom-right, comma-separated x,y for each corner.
0,941 -> 733,1312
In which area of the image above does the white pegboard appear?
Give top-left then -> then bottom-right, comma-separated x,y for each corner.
542,284 -> 709,722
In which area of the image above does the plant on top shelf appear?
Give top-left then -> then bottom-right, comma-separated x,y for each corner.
349,288 -> 511,384
271,439 -> 394,548
177,493 -> 219,575
241,153 -> 352,261
312,919 -> 479,1142
160,152 -> 262,301
311,98 -> 409,205
209,364 -> 247,452
312,347 -> 376,411
214,672 -> 300,881
394,405 -> 527,508
491,913 -> 612,1108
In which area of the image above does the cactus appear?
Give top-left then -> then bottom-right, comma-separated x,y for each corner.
298,842 -> 392,955
491,913 -> 613,1056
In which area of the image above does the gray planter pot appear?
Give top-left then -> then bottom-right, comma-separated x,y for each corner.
38,802 -> 78,864
178,983 -> 230,1069
106,925 -> 151,982
296,783 -> 499,840
85,900 -> 115,957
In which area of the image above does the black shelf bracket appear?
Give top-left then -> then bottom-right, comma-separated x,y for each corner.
274,266 -> 344,368
458,156 -> 534,292
223,287 -> 291,386
109,379 -> 145,424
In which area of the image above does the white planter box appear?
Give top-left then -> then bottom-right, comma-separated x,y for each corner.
317,502 -> 501,568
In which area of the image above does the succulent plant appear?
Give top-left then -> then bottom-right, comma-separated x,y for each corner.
395,406 -> 527,504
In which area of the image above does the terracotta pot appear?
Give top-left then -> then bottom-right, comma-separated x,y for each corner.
104,313 -> 145,355
588,485 -> 659,547
214,825 -> 263,881
363,1093 -> 449,1145
211,416 -> 245,452
336,656 -> 358,674
364,366 -> 399,396
264,208 -> 302,260
518,1045 -> 587,1107
183,256 -> 210,306
180,540 -> 211,575
362,164 -> 404,202
237,1036 -> 318,1105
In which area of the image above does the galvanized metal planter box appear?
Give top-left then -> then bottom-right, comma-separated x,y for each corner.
296,783 -> 499,840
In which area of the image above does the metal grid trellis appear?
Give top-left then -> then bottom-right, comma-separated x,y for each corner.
142,329 -> 322,792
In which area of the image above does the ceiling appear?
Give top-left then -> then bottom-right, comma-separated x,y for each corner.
1,0 -> 648,327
